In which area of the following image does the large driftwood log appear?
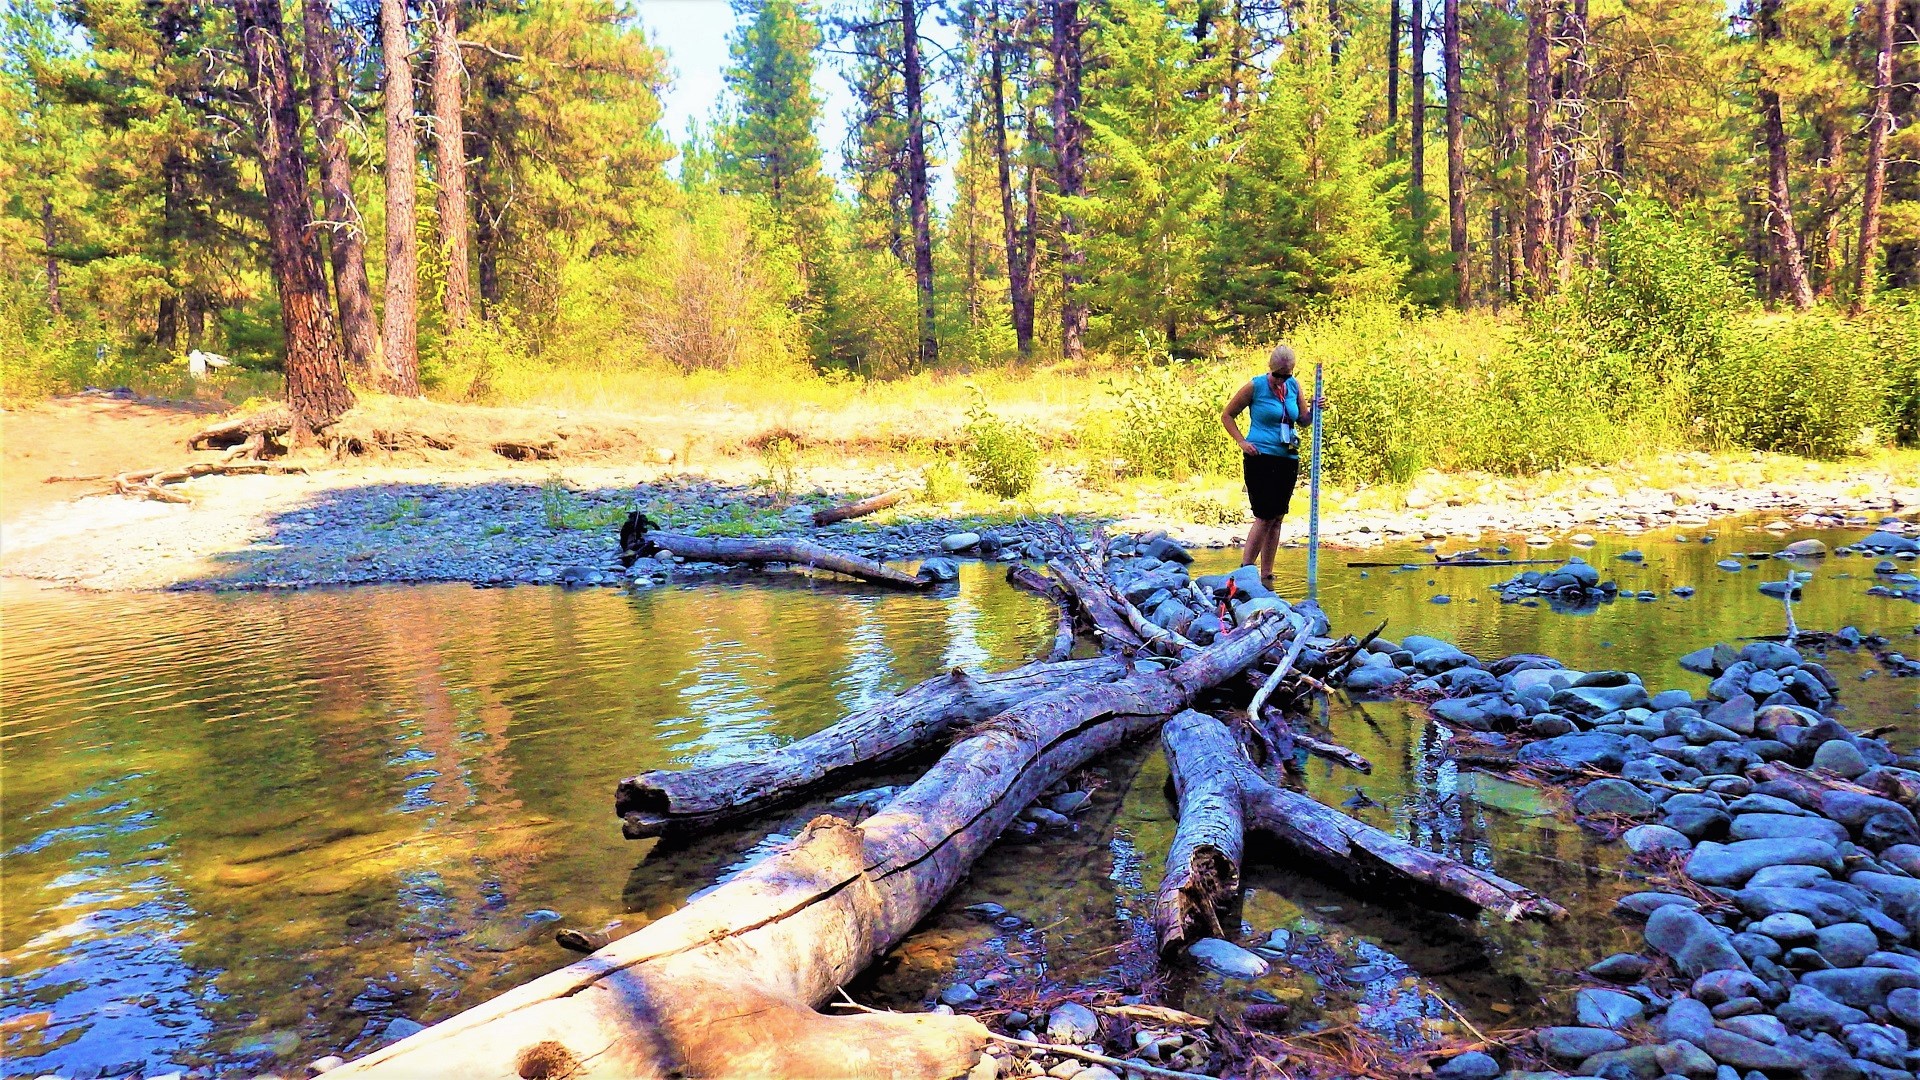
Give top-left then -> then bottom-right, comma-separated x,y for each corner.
615,654 -> 1131,838
813,489 -> 908,526
188,407 -> 294,450
628,525 -> 932,591
1154,709 -> 1565,958
336,618 -> 1287,1079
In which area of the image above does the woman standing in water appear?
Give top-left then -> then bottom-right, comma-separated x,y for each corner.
1220,343 -> 1312,584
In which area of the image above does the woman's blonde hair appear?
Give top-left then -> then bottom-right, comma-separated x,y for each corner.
1267,343 -> 1296,372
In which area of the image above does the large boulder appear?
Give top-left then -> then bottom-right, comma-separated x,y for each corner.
1685,837 -> 1843,887
1643,904 -> 1748,976
1551,683 -> 1651,719
1799,967 -> 1920,1010
1430,694 -> 1525,731
1857,530 -> 1920,554
1516,732 -> 1631,772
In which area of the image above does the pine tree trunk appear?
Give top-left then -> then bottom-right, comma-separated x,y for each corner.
1522,0 -> 1552,296
379,0 -> 421,395
157,150 -> 185,351
235,0 -> 353,437
1757,0 -> 1814,311
1049,0 -> 1087,360
1854,0 -> 1896,312
1409,0 -> 1426,234
433,0 -> 472,330
1551,0 -> 1586,283
1328,0 -> 1341,63
41,195 -> 62,318
899,0 -> 937,367
303,0 -> 384,377
990,2 -> 1035,356
1444,0 -> 1467,306
1387,0 -> 1400,131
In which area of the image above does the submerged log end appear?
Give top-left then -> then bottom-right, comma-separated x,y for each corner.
1153,844 -> 1239,957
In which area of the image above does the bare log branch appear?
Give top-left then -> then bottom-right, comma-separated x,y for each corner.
812,489 -> 908,526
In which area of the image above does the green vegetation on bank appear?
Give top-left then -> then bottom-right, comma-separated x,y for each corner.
1,0 -> 1913,493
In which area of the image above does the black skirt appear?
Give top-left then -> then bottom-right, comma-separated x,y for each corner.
1243,453 -> 1299,521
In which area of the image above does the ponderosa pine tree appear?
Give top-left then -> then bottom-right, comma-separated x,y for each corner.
1047,0 -> 1087,359
1752,0 -> 1815,310
1854,0 -> 1896,310
380,0 -> 421,394
433,0 -> 472,329
302,0 -> 383,376
233,0 -> 353,435
1444,0 -> 1468,305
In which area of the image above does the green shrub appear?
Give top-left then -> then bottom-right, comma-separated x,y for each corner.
963,393 -> 1041,499
1866,299 -> 1920,447
1107,360 -> 1241,480
1699,313 -> 1888,458
921,457 -> 967,503
759,436 -> 799,499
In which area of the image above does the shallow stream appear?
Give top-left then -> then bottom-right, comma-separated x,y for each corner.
3,519 -> 1916,1077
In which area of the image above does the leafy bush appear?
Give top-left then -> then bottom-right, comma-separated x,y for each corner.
759,436 -> 799,498
1699,313 -> 1889,458
921,457 -> 967,503
963,393 -> 1041,498
425,318 -> 547,402
1580,198 -> 1747,381
1866,300 -> 1920,447
1107,361 -> 1240,480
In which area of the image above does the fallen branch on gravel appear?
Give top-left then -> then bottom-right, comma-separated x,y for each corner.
188,408 -> 293,453
112,461 -> 307,504
1153,709 -> 1565,958
619,513 -> 932,591
335,618 -> 1286,1079
812,489 -> 908,526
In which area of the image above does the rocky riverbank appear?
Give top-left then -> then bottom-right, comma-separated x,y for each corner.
2,450 -> 1917,592
1329,623 -> 1920,1077
893,528 -> 1920,1079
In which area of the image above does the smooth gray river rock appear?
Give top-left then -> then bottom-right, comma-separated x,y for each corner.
1536,1026 -> 1628,1062
1645,905 -> 1748,976
1799,968 -> 1920,1009
1685,837 -> 1844,887
1517,732 -> 1631,772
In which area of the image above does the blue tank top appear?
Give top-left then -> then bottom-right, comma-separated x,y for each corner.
1245,375 -> 1300,458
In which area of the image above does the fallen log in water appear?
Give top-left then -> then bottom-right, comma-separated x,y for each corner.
812,489 -> 908,526
1154,710 -> 1565,958
1006,564 -> 1080,664
614,654 -> 1131,838
621,517 -> 932,591
336,617 -> 1287,1079
1259,706 -> 1372,774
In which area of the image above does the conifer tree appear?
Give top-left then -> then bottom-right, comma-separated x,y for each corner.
717,0 -> 832,246
1067,0 -> 1223,351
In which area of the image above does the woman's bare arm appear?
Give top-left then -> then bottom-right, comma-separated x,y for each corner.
1221,381 -> 1256,454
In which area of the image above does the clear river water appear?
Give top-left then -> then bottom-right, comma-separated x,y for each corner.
3,519 -> 1916,1078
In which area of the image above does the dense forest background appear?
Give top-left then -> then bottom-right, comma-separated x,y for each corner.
1,0 -> 1916,473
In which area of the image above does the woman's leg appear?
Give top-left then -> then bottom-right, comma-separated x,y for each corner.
1258,516 -> 1283,580
1240,517 -> 1269,568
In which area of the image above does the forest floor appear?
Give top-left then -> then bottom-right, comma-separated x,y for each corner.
2,393 -> 1916,591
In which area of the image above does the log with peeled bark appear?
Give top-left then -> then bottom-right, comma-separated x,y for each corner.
334,617 -> 1286,1079
1259,706 -> 1371,774
812,489 -> 908,526
624,524 -> 932,591
614,654 -> 1130,838
1154,709 -> 1564,958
